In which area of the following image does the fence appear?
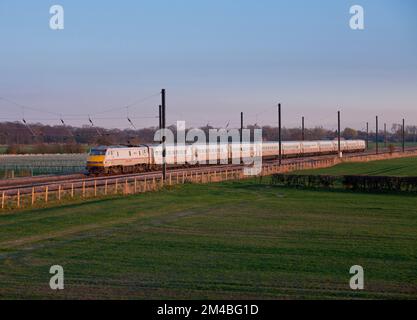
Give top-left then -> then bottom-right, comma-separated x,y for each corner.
2,149 -> 417,212
0,154 -> 87,179
0,168 -> 244,211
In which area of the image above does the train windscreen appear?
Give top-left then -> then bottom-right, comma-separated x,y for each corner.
90,149 -> 107,156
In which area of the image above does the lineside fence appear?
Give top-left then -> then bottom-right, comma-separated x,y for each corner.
2,150 -> 417,212
0,154 -> 87,178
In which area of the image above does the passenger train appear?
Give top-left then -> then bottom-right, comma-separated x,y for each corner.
86,140 -> 366,175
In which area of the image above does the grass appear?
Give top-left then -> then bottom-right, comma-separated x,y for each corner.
366,142 -> 417,150
0,178 -> 416,299
297,156 -> 417,176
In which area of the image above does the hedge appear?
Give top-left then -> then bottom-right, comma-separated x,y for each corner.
271,174 -> 417,193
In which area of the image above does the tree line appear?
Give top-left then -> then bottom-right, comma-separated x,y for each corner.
0,121 -> 416,154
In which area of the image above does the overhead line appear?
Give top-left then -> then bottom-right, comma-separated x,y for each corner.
0,92 -> 160,118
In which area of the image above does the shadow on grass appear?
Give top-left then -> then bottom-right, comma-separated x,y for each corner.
267,183 -> 417,198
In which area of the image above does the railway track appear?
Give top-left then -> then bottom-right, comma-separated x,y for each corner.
0,155 -> 334,193
2,146 -> 417,197
0,163 -> 247,197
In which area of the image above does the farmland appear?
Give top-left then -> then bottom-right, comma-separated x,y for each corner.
0,176 -> 416,299
297,156 -> 417,176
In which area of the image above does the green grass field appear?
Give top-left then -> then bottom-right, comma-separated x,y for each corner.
0,177 -> 416,299
298,156 -> 417,176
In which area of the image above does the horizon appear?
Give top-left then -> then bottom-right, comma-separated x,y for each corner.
0,117 -> 414,133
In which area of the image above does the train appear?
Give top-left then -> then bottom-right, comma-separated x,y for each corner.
86,140 -> 366,175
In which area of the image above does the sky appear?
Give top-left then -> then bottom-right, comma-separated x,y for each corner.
0,0 -> 416,130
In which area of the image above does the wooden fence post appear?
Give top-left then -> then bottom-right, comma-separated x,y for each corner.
115,179 -> 118,194
1,191 -> 5,210
17,190 -> 20,209
124,179 -> 128,195
94,180 -> 97,197
58,185 -> 62,201
82,181 -> 86,197
31,187 -> 35,206
45,186 -> 48,203
71,183 -> 74,198
104,180 -> 108,196
134,178 -> 137,193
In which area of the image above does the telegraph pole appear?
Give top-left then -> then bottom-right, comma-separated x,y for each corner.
240,112 -> 243,143
159,105 -> 162,143
278,103 -> 282,166
402,118 -> 405,152
366,122 -> 369,150
337,111 -> 341,157
384,123 -> 387,149
301,116 -> 305,141
161,89 -> 167,181
376,116 -> 379,154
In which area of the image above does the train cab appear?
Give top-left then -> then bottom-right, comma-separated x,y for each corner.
86,146 -> 107,173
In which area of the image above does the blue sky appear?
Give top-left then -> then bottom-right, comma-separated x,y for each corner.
0,0 -> 416,130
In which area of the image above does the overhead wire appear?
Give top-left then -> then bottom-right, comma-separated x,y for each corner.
0,91 -> 160,122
